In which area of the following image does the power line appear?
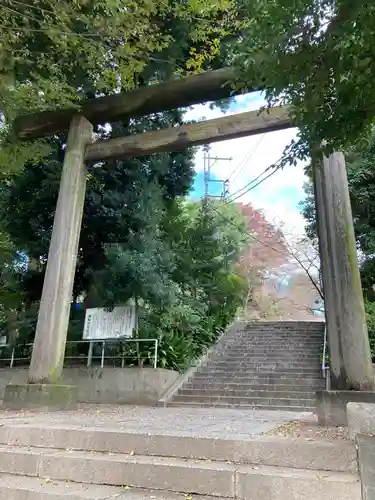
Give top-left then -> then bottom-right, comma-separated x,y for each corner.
210,204 -> 291,259
1,4 -> 41,23
229,135 -> 265,185
227,164 -> 275,201
10,45 -> 188,72
0,2 -> 224,38
227,166 -> 281,205
10,0 -> 54,15
0,24 -> 115,37
227,146 -> 254,183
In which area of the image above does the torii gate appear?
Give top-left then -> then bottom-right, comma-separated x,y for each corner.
7,67 -> 374,407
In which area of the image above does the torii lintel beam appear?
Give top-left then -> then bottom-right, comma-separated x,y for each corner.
85,106 -> 292,162
14,67 -> 248,140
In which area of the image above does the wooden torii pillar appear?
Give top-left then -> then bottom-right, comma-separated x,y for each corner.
5,68 -> 374,409
314,153 -> 374,391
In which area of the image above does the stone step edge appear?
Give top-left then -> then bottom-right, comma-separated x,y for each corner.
0,426 -> 357,473
0,474 -> 233,500
0,445 -> 360,499
166,402 -> 318,412
178,390 -> 321,396
172,397 -> 317,406
183,384 -> 324,389
0,472 -> 127,499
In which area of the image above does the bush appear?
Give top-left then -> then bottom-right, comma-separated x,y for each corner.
365,299 -> 375,362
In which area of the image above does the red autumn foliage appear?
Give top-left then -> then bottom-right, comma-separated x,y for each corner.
236,202 -> 290,272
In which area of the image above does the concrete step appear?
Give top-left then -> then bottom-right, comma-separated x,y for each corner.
0,473 -> 132,499
213,356 -> 320,362
219,349 -> 321,355
212,350 -> 321,354
211,354 -> 321,360
213,337 -> 322,343
167,401 -> 318,411
184,383 -> 324,392
228,332 -> 323,337
216,350 -> 322,356
243,321 -> 324,326
210,350 -> 321,355
242,330 -> 324,335
192,374 -> 324,384
0,477 -> 233,500
205,360 -> 321,366
242,320 -> 324,324
0,424 -> 357,472
177,389 -> 317,399
172,394 -> 317,407
243,330 -> 324,334
0,445 -> 360,500
230,341 -> 323,344
197,368 -> 322,376
206,362 -> 321,370
222,343 -> 322,350
212,359 -> 321,364
232,330 -> 323,335
241,335 -> 324,339
242,332 -> 324,336
237,325 -> 323,330
210,360 -> 320,366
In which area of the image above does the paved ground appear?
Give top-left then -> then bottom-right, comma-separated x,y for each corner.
0,404 -> 312,439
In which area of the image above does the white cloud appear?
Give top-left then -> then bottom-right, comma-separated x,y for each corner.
185,94 -> 309,236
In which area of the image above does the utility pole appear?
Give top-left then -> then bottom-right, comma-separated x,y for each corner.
203,144 -> 210,200
202,146 -> 233,273
203,144 -> 232,200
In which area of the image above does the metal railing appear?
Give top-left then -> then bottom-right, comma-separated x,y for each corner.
0,338 -> 158,369
322,325 -> 330,390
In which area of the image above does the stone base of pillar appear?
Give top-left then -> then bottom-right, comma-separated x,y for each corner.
357,434 -> 375,500
317,390 -> 375,426
347,403 -> 375,440
3,384 -> 77,411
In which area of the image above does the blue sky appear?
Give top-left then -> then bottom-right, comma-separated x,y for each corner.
187,92 -> 308,235
190,170 -> 222,199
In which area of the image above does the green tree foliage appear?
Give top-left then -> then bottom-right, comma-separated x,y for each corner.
133,200 -> 249,371
234,2 -> 375,161
1,0 -> 238,113
0,1 -> 250,370
0,111 -> 195,305
0,156 -> 249,369
0,112 -> 249,371
0,0 -> 243,177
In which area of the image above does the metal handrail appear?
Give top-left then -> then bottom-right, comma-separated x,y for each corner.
322,324 -> 330,389
322,325 -> 327,375
0,338 -> 158,369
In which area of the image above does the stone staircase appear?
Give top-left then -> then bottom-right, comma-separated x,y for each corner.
168,321 -> 325,411
0,419 -> 361,499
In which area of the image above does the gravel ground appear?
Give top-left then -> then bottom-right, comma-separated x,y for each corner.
0,403 -> 314,439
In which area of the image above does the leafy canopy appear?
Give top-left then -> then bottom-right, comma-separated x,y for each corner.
234,1 -> 375,160
0,0 -> 242,178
